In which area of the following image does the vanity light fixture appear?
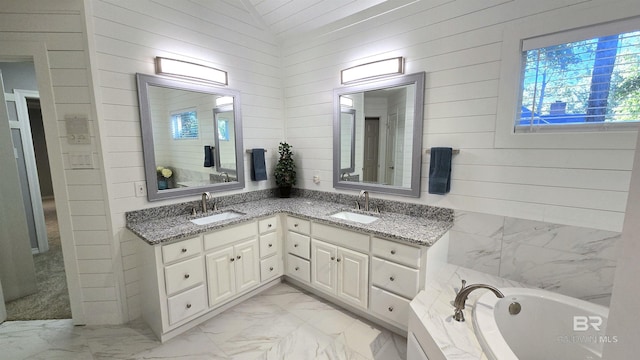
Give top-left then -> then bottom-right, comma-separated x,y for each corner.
340,96 -> 354,107
215,96 -> 234,107
155,57 -> 228,86
341,57 -> 404,84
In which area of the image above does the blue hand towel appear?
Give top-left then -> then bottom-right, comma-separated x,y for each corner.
251,148 -> 267,181
428,147 -> 452,194
204,145 -> 213,167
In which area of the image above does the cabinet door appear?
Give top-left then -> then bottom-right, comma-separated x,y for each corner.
234,239 -> 260,294
311,239 -> 337,294
205,246 -> 236,307
337,247 -> 369,309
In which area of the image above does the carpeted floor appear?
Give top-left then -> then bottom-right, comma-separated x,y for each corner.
5,198 -> 72,320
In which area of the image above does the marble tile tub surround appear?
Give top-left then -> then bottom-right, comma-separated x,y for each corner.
409,264 -> 530,360
126,188 -> 454,246
448,210 -> 620,306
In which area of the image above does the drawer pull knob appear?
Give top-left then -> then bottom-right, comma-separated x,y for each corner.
295,266 -> 299,271
230,258 -> 235,262
390,249 -> 396,255
388,306 -> 394,312
337,258 -> 341,262
181,248 -> 187,253
389,276 -> 395,281
184,274 -> 190,279
186,303 -> 192,309
294,223 -> 299,227
268,244 -> 273,248
331,256 -> 335,261
269,267 -> 274,271
268,224 -> 272,228
294,244 -> 298,247
237,255 -> 242,260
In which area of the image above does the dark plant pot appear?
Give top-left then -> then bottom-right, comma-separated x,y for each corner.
158,179 -> 168,190
278,186 -> 292,198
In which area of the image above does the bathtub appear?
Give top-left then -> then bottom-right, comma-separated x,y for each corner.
473,288 -> 610,360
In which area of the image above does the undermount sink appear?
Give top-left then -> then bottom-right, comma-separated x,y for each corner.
190,211 -> 243,225
330,211 -> 379,224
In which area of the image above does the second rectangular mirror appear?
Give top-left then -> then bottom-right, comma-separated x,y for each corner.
137,73 -> 244,201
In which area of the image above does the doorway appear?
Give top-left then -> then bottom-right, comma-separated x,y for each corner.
363,117 -> 380,182
1,62 -> 71,320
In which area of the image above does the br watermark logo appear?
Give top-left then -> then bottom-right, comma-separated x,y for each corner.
556,316 -> 618,344
573,315 -> 603,331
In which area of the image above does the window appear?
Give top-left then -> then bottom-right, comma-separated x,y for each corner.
517,29 -> 640,131
171,109 -> 198,139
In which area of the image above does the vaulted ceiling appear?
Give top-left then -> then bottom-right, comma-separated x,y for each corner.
240,0 -> 416,42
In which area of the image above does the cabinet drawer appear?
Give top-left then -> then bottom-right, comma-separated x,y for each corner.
286,254 -> 310,283
286,231 -> 310,259
164,256 -> 204,296
370,286 -> 411,327
372,237 -> 421,268
258,216 -> 278,234
259,232 -> 278,258
167,285 -> 207,325
162,236 -> 202,264
372,257 -> 420,299
260,255 -> 280,282
204,222 -> 257,250
313,223 -> 369,253
286,217 -> 310,235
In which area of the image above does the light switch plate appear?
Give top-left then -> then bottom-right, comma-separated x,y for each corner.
135,181 -> 146,197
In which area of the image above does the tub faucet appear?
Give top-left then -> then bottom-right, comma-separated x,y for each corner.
453,279 -> 504,322
358,190 -> 370,212
201,192 -> 211,213
220,172 -> 229,182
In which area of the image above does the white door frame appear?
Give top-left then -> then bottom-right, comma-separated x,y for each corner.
7,89 -> 49,253
0,40 -> 85,324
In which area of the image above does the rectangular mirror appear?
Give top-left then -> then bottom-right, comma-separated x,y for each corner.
333,72 -> 425,197
136,73 -> 244,201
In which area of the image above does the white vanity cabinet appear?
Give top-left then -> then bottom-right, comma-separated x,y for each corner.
138,219 -> 272,342
204,222 -> 260,308
284,217 -> 312,283
258,216 -> 282,282
311,226 -> 369,309
370,237 -> 425,328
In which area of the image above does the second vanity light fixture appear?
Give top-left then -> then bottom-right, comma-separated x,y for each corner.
340,56 -> 404,84
155,56 -> 228,86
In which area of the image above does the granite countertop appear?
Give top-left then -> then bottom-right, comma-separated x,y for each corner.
126,196 -> 453,246
410,264 -> 529,359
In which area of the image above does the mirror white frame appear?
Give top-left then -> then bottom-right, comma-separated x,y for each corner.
136,73 -> 245,201
333,72 -> 425,197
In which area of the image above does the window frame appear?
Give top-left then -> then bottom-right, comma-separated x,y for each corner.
494,4 -> 640,149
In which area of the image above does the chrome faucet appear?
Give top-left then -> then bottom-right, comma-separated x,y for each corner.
201,192 -> 211,213
220,172 -> 230,182
453,279 -> 504,322
358,190 -> 370,212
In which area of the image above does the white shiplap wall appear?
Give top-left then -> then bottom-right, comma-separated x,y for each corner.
282,0 -> 639,232
0,0 -> 118,324
87,0 -> 283,320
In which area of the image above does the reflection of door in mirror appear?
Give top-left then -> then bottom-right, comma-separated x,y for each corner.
363,118 -> 379,182
384,113 -> 396,185
340,109 -> 355,174
213,107 -> 237,178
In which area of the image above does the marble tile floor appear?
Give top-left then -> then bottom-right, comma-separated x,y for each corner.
0,282 -> 407,360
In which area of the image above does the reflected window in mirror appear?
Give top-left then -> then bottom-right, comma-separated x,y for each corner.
333,72 -> 425,197
171,108 -> 198,140
136,73 -> 245,201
